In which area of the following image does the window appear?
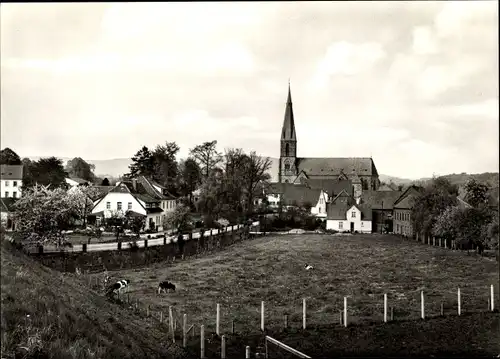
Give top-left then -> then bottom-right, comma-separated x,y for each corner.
284,163 -> 290,171
396,224 -> 400,232
4,191 -> 8,197
106,202 -> 111,210
13,192 -> 17,198
319,208 -> 322,213
13,181 -> 17,187
352,211 -> 356,218
339,222 -> 343,229
5,181 -> 9,186
117,202 -> 122,210
285,143 -> 289,157
128,202 -> 132,210
361,222 -> 364,227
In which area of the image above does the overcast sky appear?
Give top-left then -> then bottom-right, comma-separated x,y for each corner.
1,2 -> 498,179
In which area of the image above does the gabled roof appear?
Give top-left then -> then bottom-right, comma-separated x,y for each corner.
281,185 -> 322,207
0,198 -> 18,213
393,185 -> 424,209
330,189 -> 356,206
303,178 -> 353,197
360,190 -> 403,210
326,203 -> 372,221
0,165 -> 23,180
67,177 -> 88,185
135,176 -> 177,200
296,157 -> 378,177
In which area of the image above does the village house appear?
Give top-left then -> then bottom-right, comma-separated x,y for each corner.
0,164 -> 23,199
392,185 -> 423,237
359,190 -> 403,233
90,176 -> 177,231
326,202 -> 372,233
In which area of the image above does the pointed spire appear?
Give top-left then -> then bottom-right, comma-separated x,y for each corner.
281,81 -> 296,141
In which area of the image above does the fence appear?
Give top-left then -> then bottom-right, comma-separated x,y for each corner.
27,221 -> 261,254
85,270 -> 498,358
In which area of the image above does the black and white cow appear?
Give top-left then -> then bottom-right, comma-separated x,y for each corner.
106,279 -> 130,297
158,281 -> 176,294
304,264 -> 314,271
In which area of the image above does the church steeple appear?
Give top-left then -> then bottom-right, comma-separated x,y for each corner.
281,81 -> 296,141
279,81 -> 298,183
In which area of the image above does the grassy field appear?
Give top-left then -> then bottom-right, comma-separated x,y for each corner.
98,233 -> 499,356
0,238 -> 189,359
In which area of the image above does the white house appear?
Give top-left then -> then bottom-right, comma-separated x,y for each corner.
326,203 -> 372,233
90,176 -> 177,232
310,190 -> 329,219
0,165 -> 23,199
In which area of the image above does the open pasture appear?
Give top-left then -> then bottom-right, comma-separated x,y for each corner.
102,233 -> 498,334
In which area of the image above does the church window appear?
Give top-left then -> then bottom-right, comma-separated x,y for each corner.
284,163 -> 290,171
285,143 -> 290,157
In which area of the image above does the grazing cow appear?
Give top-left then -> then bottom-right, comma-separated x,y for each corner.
158,281 -> 176,294
106,279 -> 130,297
304,264 -> 314,271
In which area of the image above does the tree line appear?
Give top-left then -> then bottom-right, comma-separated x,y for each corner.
411,176 -> 499,253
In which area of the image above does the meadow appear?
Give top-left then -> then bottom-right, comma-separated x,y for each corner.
99,233 -> 499,356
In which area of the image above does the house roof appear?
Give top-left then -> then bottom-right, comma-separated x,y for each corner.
330,189 -> 356,206
326,203 -> 372,221
360,190 -> 403,210
67,177 -> 88,184
0,198 -> 18,213
303,178 -> 353,197
136,176 -> 177,200
0,165 -> 23,180
393,185 -> 424,209
456,197 -> 472,209
281,185 -> 322,207
296,157 -> 378,177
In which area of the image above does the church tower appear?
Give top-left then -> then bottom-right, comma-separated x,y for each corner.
279,83 -> 298,183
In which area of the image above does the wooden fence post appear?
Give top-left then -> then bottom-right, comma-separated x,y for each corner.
421,291 -> 425,319
221,335 -> 226,359
216,303 -> 220,336
245,346 -> 251,359
491,285 -> 495,311
160,311 -> 163,323
200,325 -> 205,359
183,313 -> 187,348
384,294 -> 388,323
261,301 -> 265,331
302,298 -> 307,330
284,314 -> 288,329
231,320 -> 235,334
343,297 -> 347,327
147,305 -> 150,317
339,310 -> 343,326
390,306 -> 394,321
458,288 -> 461,315
169,306 -> 175,343
440,302 -> 444,316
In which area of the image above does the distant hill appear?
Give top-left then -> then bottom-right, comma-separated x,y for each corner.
27,156 -> 498,191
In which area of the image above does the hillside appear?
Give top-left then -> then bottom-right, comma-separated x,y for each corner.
0,237 -> 188,359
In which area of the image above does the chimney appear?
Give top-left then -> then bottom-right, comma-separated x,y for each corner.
132,179 -> 137,192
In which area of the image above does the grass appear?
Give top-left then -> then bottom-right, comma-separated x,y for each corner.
0,237 -> 189,359
99,233 -> 499,357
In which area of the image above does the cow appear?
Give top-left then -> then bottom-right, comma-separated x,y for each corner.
106,279 -> 130,297
158,281 -> 176,294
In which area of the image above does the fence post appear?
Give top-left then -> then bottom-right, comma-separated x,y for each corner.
284,314 -> 288,329
216,303 -> 220,336
231,320 -> 235,334
390,306 -> 394,321
339,310 -> 343,326
303,298 -> 307,330
147,305 -> 150,317
491,285 -> 495,312
458,288 -> 461,315
221,335 -> 226,359
169,306 -> 175,343
261,301 -> 265,331
421,291 -> 425,319
440,302 -> 444,316
343,297 -> 347,327
384,294 -> 388,323
245,346 -> 251,359
82,243 -> 87,253
160,311 -> 163,323
183,313 -> 187,348
200,325 -> 205,359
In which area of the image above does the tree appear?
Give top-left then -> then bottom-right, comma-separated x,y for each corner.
151,142 -> 180,193
240,152 -> 271,217
65,157 -> 95,182
164,203 -> 193,233
13,185 -> 81,245
125,212 -> 146,238
71,186 -> 103,227
433,205 -> 462,243
101,178 -> 110,186
22,157 -> 68,189
105,211 -> 127,242
464,178 -> 489,208
128,146 -> 155,178
0,148 -> 22,165
177,157 -> 202,207
189,140 -> 222,178
411,177 -> 458,237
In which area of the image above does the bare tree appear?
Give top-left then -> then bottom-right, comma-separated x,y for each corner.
189,140 -> 222,178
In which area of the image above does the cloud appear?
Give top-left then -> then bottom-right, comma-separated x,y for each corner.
0,2 -> 497,179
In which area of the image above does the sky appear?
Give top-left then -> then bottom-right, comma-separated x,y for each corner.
1,2 -> 498,179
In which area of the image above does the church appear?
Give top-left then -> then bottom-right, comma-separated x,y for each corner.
278,84 -> 381,193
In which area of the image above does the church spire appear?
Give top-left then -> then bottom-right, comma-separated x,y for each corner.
281,81 -> 296,141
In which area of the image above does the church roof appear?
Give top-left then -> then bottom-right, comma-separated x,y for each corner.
303,178 -> 353,197
281,83 -> 296,141
296,157 -> 377,177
